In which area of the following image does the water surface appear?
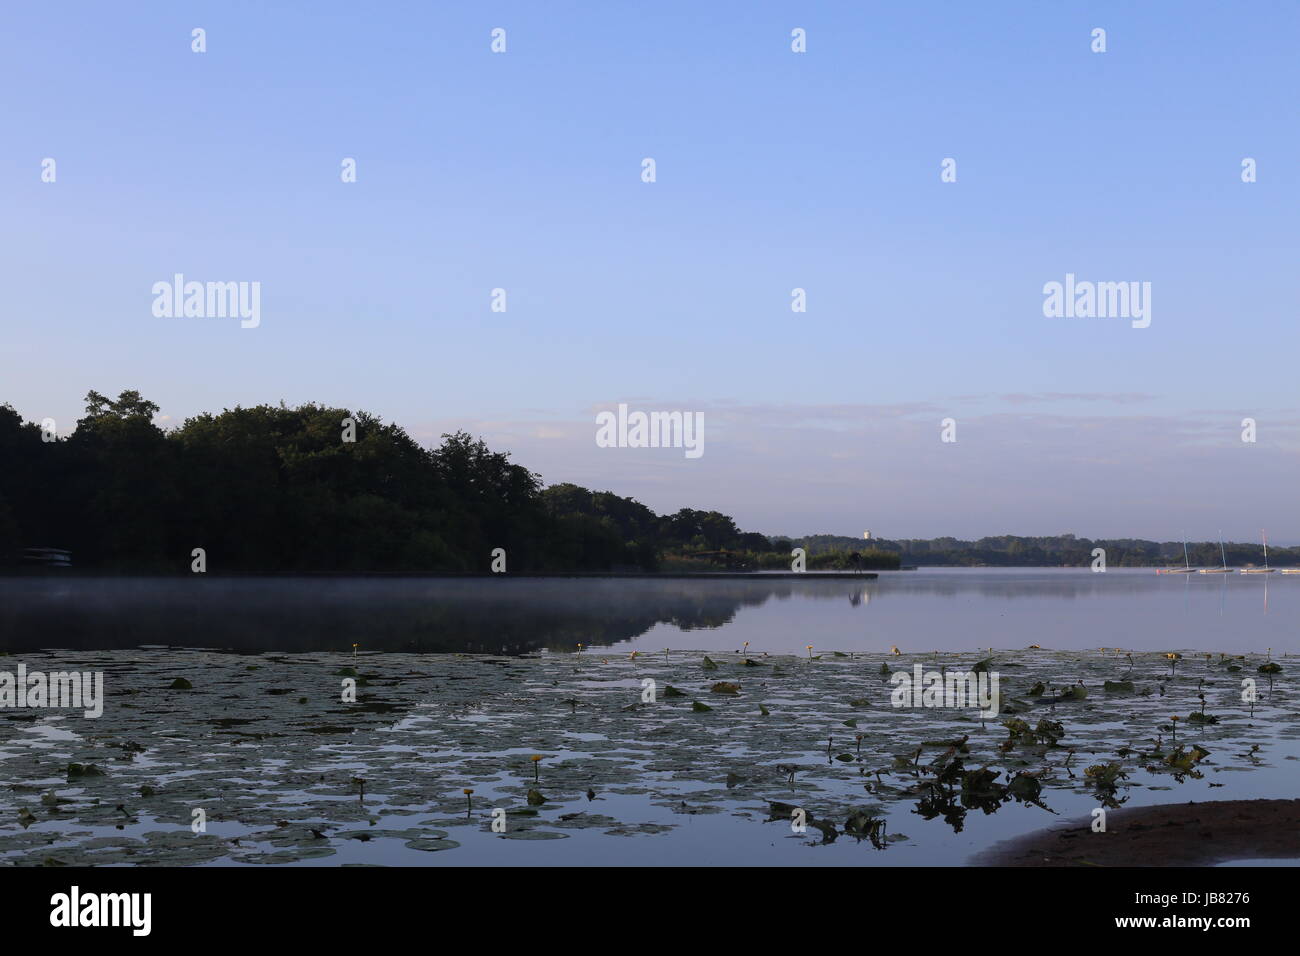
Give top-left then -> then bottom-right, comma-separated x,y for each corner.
1,569 -> 1293,655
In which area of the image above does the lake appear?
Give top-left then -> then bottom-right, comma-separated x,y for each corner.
0,568 -> 1293,655
0,570 -> 1294,866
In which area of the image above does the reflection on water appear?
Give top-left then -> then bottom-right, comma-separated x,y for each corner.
0,568 -> 1294,654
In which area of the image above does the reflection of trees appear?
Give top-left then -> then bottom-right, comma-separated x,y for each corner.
0,577 -> 835,652
0,571 -> 1189,654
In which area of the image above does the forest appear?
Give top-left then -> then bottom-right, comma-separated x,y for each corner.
0,390 -> 894,574
4,390 -> 1276,574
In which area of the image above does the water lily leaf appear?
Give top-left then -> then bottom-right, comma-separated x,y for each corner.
404,838 -> 459,851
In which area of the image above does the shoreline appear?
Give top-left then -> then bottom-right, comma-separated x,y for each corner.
976,799 -> 1300,867
0,570 -> 883,580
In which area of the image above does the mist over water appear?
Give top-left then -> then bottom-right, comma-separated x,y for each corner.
0,569 -> 1292,655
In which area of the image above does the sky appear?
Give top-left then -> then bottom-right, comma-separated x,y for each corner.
2,1 -> 1297,541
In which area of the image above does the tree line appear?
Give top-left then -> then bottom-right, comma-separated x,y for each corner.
796,533 -> 1297,568
0,390 -> 896,573
12,391 -> 1251,574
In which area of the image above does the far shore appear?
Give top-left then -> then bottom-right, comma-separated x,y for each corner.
0,570 -> 881,580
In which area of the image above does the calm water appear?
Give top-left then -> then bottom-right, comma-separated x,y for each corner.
1,568 -> 1294,655
0,569 -> 1295,866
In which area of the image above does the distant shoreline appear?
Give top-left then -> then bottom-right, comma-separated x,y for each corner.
0,570 -> 881,580
6,565 -> 1300,578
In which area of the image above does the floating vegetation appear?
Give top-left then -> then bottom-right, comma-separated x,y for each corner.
0,645 -> 1293,865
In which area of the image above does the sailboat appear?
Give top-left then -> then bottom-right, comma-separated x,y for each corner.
1197,532 -> 1234,573
1157,534 -> 1196,573
1241,530 -> 1276,573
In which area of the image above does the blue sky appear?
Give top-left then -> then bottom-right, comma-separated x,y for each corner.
2,1 -> 1298,540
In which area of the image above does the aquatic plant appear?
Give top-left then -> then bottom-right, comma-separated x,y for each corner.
843,809 -> 888,848
1164,744 -> 1210,773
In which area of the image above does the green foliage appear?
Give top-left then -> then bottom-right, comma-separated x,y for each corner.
0,390 -> 782,574
789,531 -> 1300,568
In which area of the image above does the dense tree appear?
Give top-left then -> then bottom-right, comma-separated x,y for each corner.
5,391 -> 1273,573
0,391 -> 778,573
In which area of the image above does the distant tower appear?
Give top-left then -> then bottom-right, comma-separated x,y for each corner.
863,530 -> 871,540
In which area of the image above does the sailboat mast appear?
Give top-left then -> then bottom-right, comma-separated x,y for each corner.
1263,529 -> 1269,569
1182,534 -> 1189,570
1219,531 -> 1227,569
